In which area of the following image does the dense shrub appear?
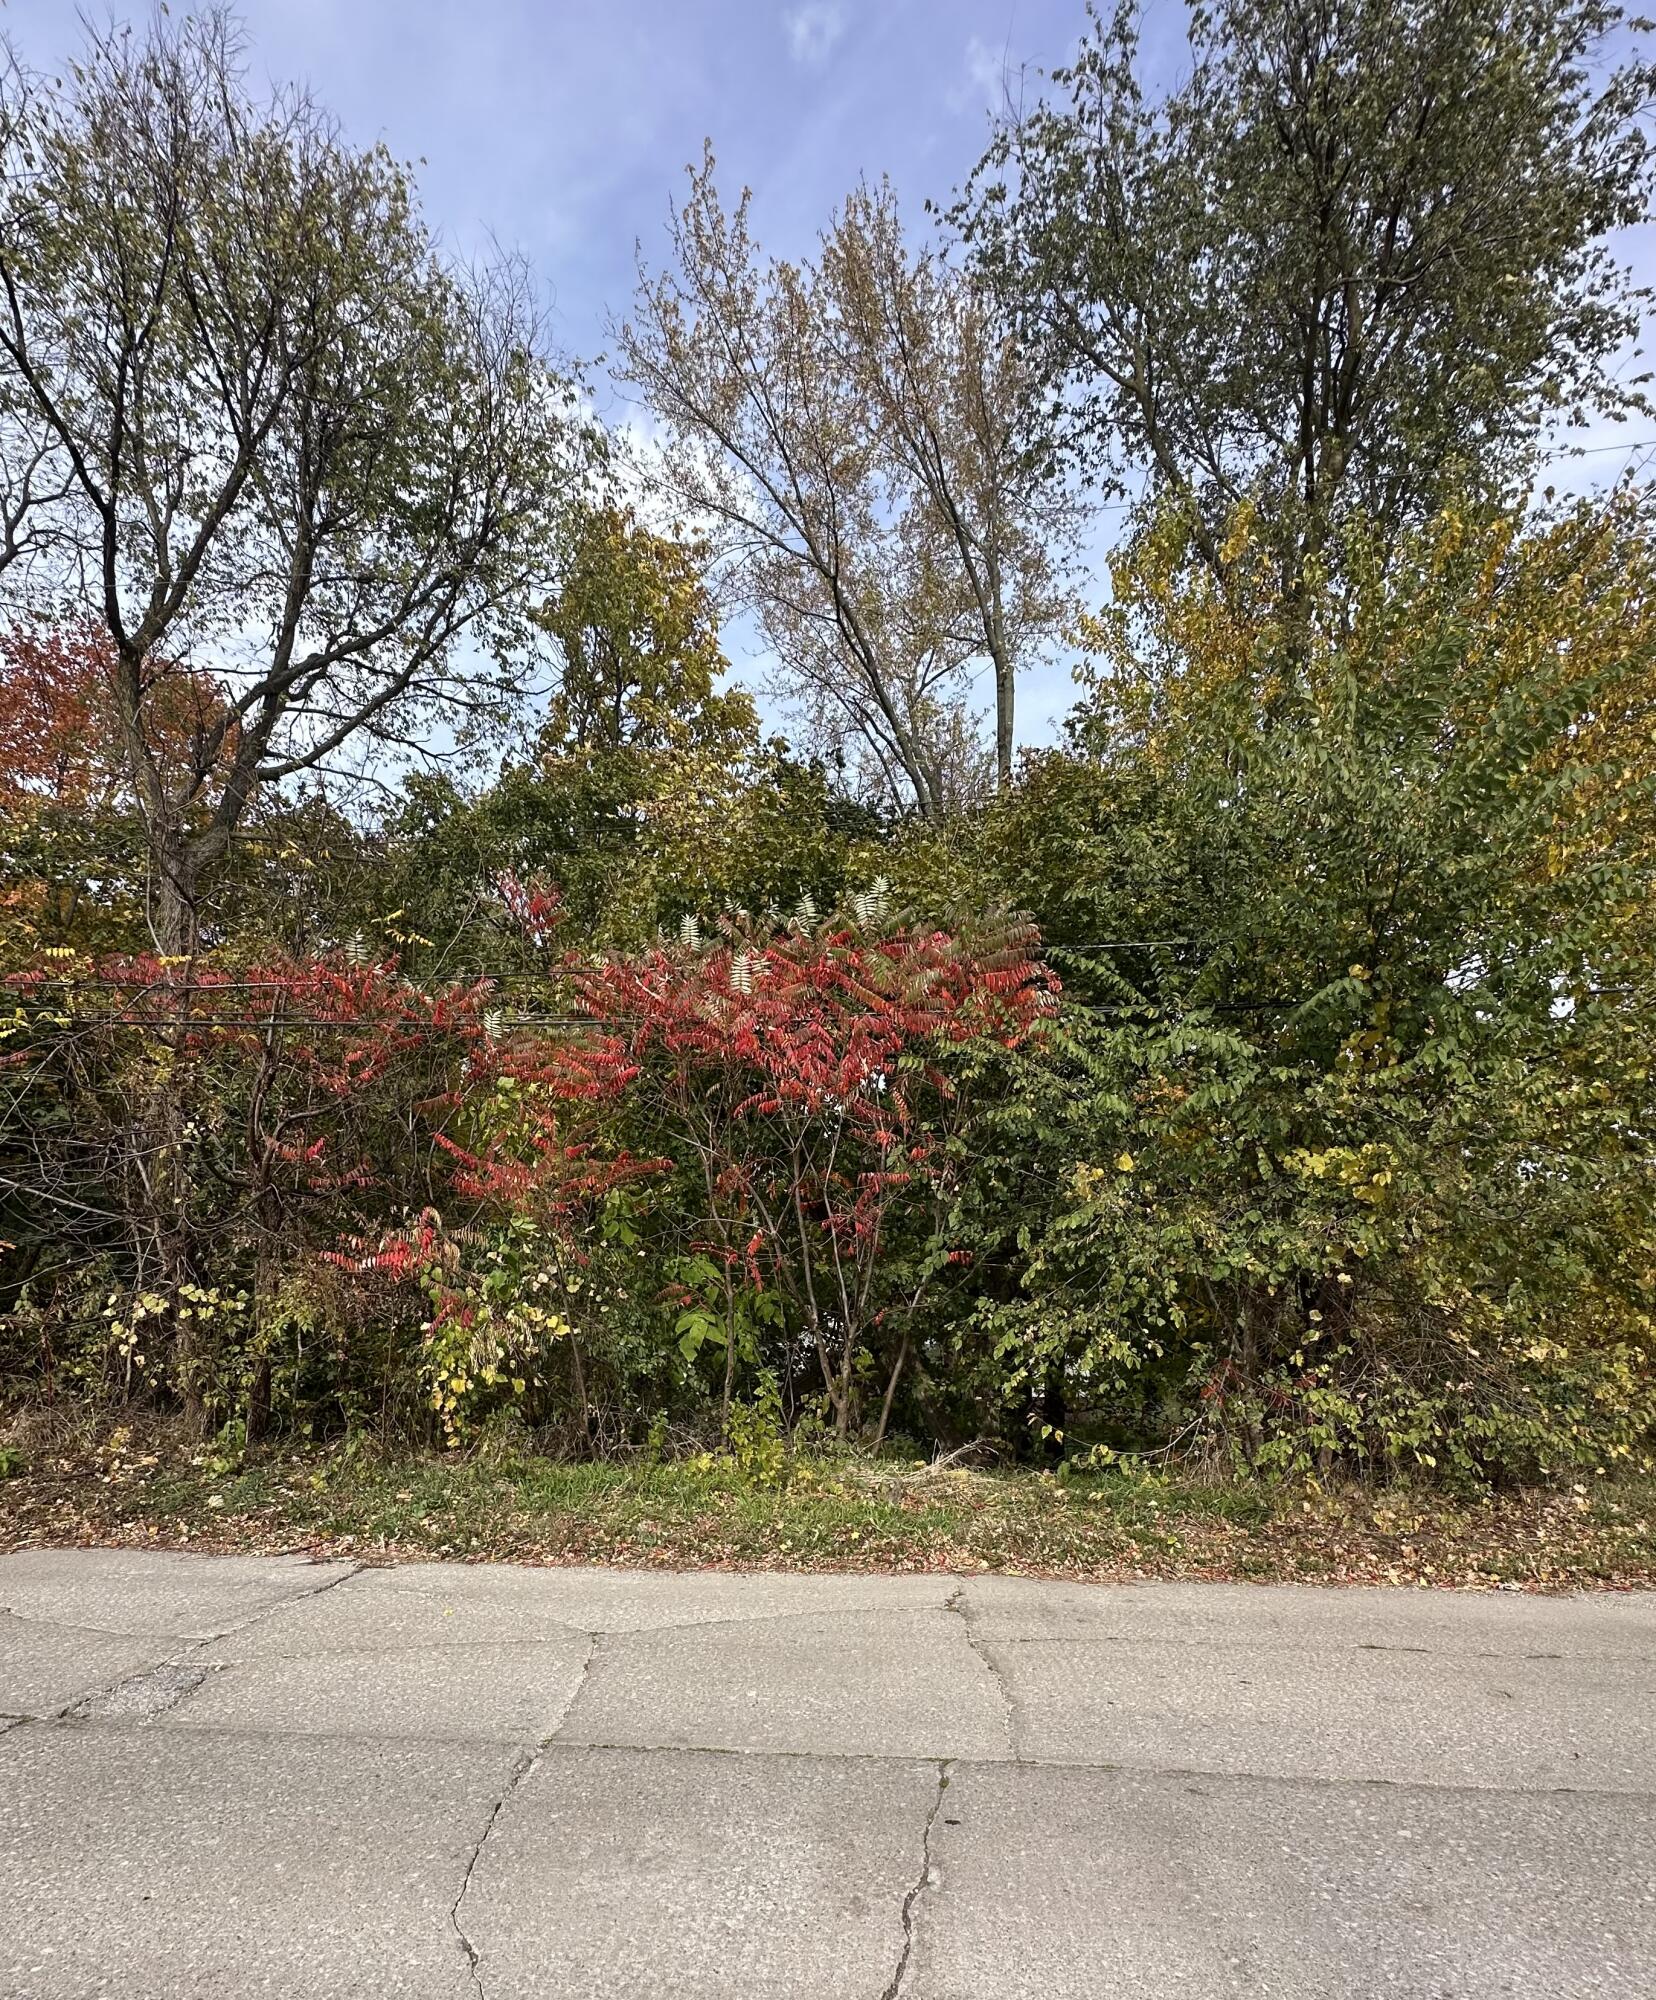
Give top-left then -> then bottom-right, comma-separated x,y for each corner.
923,503 -> 1656,1482
5,502 -> 1655,1483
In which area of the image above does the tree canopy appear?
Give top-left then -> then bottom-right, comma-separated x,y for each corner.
0,8 -> 589,949
959,0 -> 1654,584
619,152 -> 1080,814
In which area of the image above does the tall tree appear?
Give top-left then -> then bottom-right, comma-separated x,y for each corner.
0,45 -> 70,584
0,9 -> 587,953
536,506 -> 755,757
960,0 -> 1654,588
820,183 -> 1080,788
618,152 -> 1077,814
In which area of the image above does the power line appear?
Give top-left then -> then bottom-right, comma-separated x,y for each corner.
1542,435 -> 1656,458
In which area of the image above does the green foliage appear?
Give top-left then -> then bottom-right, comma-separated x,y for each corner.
942,501 -> 1656,1483
961,0 -> 1654,571
0,10 -> 592,951
369,740 -> 859,963
716,1374 -> 791,1490
6,498 -> 1653,1485
3,0 -> 1656,1499
536,505 -> 756,758
418,1220 -> 577,1447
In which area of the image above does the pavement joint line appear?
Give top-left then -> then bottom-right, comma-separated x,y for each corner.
185,1605 -> 981,1661
190,1635 -> 608,1664
168,1728 -> 1640,1808
7,1708 -> 1655,1795
452,1630 -> 600,1999
879,1759 -> 952,2000
8,1583 -> 1642,1666
549,1600 -> 963,1642
980,1632 -> 1656,1665
297,1591 -> 962,1645
947,1583 -> 1019,1760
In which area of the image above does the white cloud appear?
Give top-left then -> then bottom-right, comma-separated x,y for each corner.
783,3 -> 846,67
949,34 -> 1011,116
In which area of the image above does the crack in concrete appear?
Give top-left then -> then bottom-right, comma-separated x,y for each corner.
308,1590 -> 958,1647
2,1557 -> 364,1649
4,1713 -> 1652,1798
189,1634 -> 596,1665
946,1584 -> 1018,1759
450,1746 -> 535,2000
510,1737 -> 1656,1802
451,1631 -> 600,1997
189,1558 -> 365,1650
167,1561 -> 359,1662
549,1628 -> 606,1743
8,1561 -> 369,1707
3,1552 -> 366,1680
15,1589 -> 1630,1665
0,1605 -> 163,1641
980,1632 -> 1651,1665
28,1562 -> 367,1730
68,1659 -> 220,1724
879,1759 -> 952,2000
140,1560 -> 367,1713
597,1597 -> 959,1640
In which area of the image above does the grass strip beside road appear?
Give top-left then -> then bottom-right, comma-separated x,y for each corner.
2,1429 -> 1653,1591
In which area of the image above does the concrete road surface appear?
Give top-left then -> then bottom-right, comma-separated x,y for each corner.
2,1550 -> 1653,1998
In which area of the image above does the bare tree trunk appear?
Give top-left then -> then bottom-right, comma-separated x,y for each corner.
720,1272 -> 738,1438
994,654 -> 1014,792
872,1332 -> 909,1451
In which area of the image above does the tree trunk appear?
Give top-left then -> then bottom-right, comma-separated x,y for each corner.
146,825 -> 227,1424
151,829 -> 202,959
995,665 -> 1014,792
872,1332 -> 909,1450
246,1354 -> 272,1445
150,941 -> 206,1425
1041,1368 -> 1066,1462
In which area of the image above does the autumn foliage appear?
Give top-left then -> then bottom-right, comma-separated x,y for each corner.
6,1 -> 1656,1496
0,623 -> 236,814
2,898 -> 1054,1447
399,902 -> 1053,1441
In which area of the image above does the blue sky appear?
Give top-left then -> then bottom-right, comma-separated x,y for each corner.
2,1 -> 1106,378
3,0 -> 1650,755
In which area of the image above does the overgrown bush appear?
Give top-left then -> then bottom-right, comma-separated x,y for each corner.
926,502 -> 1656,1483
5,502 -> 1655,1485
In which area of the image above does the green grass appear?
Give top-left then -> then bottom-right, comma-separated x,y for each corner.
3,1420 -> 1654,1589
